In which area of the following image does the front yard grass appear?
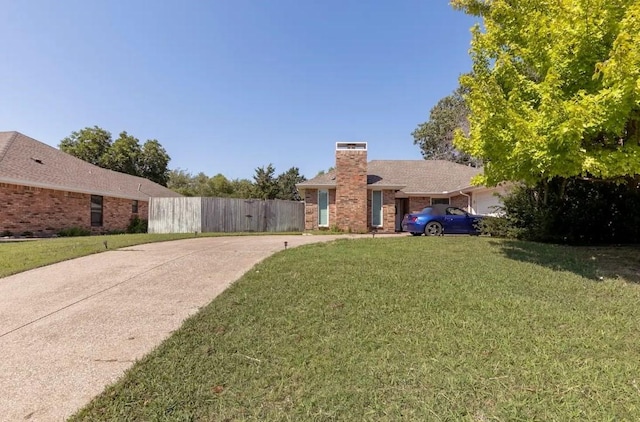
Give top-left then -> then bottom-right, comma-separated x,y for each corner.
68,236 -> 640,420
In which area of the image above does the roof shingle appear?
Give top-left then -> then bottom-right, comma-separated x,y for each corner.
298,160 -> 482,194
0,131 -> 181,200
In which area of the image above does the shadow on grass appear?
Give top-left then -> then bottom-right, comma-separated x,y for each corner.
491,239 -> 640,284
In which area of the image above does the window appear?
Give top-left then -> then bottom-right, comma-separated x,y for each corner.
431,198 -> 450,205
372,191 -> 383,227
446,207 -> 467,216
91,195 -> 103,227
132,200 -> 139,214
318,190 -> 329,227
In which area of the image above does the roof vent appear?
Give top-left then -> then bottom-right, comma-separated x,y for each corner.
336,142 -> 367,151
30,157 -> 43,164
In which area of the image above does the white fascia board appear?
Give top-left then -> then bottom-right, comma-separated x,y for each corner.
295,183 -> 336,189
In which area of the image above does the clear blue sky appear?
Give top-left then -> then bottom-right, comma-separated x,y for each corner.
2,1 -> 477,180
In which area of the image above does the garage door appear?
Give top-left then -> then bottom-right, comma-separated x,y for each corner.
473,190 -> 502,215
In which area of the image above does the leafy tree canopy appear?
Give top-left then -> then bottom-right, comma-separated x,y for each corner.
168,165 -> 306,200
452,0 -> 640,186
276,167 -> 307,201
60,126 -> 171,185
59,126 -> 111,167
253,164 -> 279,200
412,85 -> 481,166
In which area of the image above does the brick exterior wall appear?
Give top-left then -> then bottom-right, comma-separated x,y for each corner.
450,194 -> 470,211
0,183 -> 147,236
366,189 -> 396,233
303,188 -> 336,231
335,148 -> 368,233
408,197 -> 431,213
382,190 -> 395,231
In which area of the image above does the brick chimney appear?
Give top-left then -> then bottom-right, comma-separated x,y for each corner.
335,142 -> 368,232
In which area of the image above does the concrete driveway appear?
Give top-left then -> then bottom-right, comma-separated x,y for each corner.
0,234 -> 367,421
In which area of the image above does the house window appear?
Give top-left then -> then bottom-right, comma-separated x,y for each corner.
132,200 -> 139,214
91,195 -> 103,227
372,191 -> 383,227
431,198 -> 450,205
318,190 -> 329,227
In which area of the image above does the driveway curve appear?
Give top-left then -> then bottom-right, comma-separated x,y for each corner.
0,234 -> 367,422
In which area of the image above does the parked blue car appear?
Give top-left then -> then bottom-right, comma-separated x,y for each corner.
402,204 -> 483,236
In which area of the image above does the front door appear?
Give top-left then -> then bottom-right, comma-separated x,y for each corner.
395,198 -> 408,232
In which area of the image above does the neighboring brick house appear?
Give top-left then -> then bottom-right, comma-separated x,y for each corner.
297,142 -> 506,233
0,131 -> 182,236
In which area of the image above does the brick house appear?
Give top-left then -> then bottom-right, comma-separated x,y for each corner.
296,142 -> 506,233
0,131 -> 181,236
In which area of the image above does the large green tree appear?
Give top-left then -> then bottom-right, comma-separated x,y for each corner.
253,164 -> 279,200
60,126 -> 171,186
412,86 -> 480,166
276,167 -> 306,201
59,126 -> 112,167
452,0 -> 640,187
102,131 -> 142,176
139,140 -> 171,186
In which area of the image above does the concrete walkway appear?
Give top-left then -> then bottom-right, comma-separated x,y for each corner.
0,235 -> 369,422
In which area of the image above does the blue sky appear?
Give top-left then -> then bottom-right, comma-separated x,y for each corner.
2,1 -> 477,180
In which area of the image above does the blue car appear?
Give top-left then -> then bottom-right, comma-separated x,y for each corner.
402,204 -> 483,236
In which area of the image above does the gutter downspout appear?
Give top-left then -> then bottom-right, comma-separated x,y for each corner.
459,191 -> 471,213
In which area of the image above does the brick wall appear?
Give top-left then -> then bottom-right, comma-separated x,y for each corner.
303,188 -> 336,230
335,148 -> 368,232
382,190 -> 395,231
450,194 -> 470,211
366,189 -> 396,233
0,183 -> 147,236
408,197 -> 431,213
304,189 -> 317,230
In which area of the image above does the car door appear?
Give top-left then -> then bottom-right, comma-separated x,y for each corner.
444,207 -> 471,233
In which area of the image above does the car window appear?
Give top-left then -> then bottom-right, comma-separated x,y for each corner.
446,207 -> 466,216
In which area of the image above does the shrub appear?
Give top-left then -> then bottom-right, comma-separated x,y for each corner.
478,216 -> 520,238
0,230 -> 13,237
58,227 -> 91,237
127,216 -> 148,234
487,178 -> 640,244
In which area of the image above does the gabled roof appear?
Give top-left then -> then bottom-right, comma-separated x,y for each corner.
0,131 -> 182,200
297,160 -> 482,195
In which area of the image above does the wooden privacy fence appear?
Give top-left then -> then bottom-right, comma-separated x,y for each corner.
148,197 -> 305,233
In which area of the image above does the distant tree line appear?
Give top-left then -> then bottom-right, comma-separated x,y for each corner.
168,164 -> 306,201
60,126 -> 306,200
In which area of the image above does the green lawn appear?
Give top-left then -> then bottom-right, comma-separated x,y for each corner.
68,236 -> 640,421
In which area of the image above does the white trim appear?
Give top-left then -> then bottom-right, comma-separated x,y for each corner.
371,190 -> 383,227
318,189 -> 329,227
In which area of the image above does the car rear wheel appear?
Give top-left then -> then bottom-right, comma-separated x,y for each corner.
424,221 -> 443,236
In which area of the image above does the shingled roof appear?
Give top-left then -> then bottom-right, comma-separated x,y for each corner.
0,131 -> 181,200
297,160 -> 482,195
